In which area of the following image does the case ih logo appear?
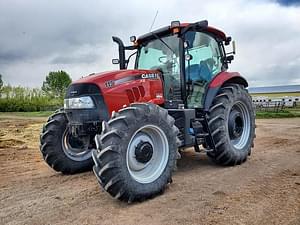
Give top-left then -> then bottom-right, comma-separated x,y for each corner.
70,90 -> 78,95
141,73 -> 159,79
105,80 -> 114,88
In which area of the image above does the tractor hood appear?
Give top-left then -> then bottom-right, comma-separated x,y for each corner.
73,69 -> 161,91
72,69 -> 164,114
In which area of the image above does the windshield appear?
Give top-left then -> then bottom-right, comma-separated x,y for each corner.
136,35 -> 180,100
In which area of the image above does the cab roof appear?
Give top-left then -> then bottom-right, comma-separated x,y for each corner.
137,20 -> 227,44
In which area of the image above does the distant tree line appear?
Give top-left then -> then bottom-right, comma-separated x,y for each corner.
0,71 -> 72,112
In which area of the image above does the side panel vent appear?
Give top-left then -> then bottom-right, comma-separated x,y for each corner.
126,85 -> 146,103
138,86 -> 145,97
132,87 -> 140,101
126,89 -> 135,103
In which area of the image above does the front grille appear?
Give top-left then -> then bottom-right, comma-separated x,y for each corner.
65,83 -> 101,98
64,83 -> 110,130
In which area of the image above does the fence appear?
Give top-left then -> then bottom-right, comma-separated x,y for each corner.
253,101 -> 285,112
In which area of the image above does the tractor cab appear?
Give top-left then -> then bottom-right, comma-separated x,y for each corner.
113,20 -> 235,109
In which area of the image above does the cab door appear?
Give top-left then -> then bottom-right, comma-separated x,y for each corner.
136,35 -> 181,104
184,32 -> 223,108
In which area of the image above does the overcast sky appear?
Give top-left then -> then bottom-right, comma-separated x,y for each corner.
0,0 -> 299,87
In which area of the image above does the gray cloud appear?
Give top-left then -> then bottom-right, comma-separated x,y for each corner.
275,0 -> 300,6
249,59 -> 300,86
0,50 -> 28,64
50,54 -> 99,65
0,0 -> 299,87
0,1 -> 126,64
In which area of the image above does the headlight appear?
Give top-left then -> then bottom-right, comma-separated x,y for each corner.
64,96 -> 95,109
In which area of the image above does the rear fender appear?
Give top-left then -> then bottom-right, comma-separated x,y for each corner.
203,72 -> 248,111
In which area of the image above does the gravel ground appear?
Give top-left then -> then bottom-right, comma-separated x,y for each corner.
0,116 -> 299,225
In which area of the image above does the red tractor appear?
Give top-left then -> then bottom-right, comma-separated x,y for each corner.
40,20 -> 255,202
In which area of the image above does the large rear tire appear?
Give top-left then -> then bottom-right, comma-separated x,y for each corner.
40,111 -> 94,174
92,103 -> 179,202
207,84 -> 255,165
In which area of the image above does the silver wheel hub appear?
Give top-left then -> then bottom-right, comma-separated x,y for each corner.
62,128 -> 92,161
229,101 -> 251,150
126,125 -> 169,184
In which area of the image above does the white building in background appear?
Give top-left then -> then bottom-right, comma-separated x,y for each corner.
249,85 -> 300,108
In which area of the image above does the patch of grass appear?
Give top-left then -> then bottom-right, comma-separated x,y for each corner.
0,111 -> 53,118
256,110 -> 300,119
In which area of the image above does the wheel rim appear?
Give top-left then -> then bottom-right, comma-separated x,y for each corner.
228,101 -> 251,150
126,125 -> 169,184
62,128 -> 92,161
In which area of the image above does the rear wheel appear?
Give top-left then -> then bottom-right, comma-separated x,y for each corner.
40,111 -> 94,174
207,84 -> 255,165
92,103 -> 179,202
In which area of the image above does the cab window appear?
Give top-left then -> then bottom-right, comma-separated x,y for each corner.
185,32 -> 222,108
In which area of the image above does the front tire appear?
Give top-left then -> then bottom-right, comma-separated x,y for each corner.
40,111 -> 94,174
207,84 -> 255,165
92,103 -> 179,202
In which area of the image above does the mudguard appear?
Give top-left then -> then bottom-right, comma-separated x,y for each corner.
203,71 -> 248,111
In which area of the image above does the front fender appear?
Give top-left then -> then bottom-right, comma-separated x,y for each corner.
203,71 -> 248,111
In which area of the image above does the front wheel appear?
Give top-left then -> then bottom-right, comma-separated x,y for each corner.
40,111 -> 94,174
207,84 -> 255,165
92,103 -> 180,202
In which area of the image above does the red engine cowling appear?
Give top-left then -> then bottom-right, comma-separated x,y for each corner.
74,69 -> 164,115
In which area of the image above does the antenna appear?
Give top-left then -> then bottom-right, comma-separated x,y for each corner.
149,10 -> 158,32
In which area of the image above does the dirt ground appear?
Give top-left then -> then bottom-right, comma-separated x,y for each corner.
0,116 -> 299,225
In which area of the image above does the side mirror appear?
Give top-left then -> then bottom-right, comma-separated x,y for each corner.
232,40 -> 236,54
225,36 -> 232,45
226,55 -> 234,63
112,59 -> 120,64
130,36 -> 136,42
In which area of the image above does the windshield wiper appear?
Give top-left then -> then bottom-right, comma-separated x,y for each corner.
150,32 -> 176,55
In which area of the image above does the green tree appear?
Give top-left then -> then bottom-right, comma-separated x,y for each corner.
42,70 -> 72,98
0,74 -> 3,97
0,74 -> 3,89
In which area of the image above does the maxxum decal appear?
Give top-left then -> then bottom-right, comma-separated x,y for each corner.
105,73 -> 160,88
